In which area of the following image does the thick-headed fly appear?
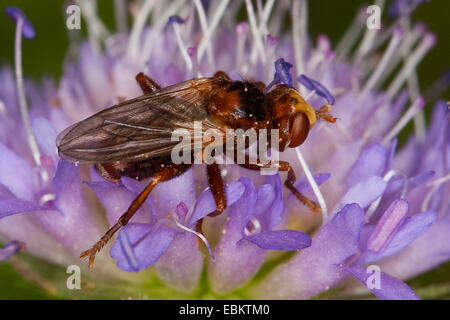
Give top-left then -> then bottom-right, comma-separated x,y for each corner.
57,71 -> 336,267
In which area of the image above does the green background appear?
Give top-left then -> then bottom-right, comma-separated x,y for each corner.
0,0 -> 449,299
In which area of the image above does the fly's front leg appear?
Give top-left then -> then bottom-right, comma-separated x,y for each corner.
279,161 -> 321,213
80,163 -> 191,267
236,154 -> 321,214
135,72 -> 161,94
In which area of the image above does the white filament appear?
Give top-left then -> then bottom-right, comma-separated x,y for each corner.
154,0 -> 186,28
197,0 -> 230,62
14,19 -> 41,169
246,0 -> 266,65
354,0 -> 385,62
295,148 -> 328,223
75,0 -> 109,53
114,0 -> 128,33
359,30 -> 403,100
173,218 -> 215,261
382,97 -> 425,144
377,23 -> 424,86
235,25 -> 248,73
172,22 -> 193,72
335,8 -> 366,61
387,34 -> 435,99
127,0 -> 156,59
194,0 -> 215,68
292,0 -> 306,85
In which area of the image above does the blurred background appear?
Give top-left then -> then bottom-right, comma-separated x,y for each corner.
0,0 -> 448,299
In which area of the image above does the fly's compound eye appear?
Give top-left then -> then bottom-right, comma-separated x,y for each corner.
288,112 -> 310,148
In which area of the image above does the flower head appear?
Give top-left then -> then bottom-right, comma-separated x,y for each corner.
0,1 -> 449,300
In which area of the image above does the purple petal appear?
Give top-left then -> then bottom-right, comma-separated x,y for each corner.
120,176 -> 144,193
298,74 -> 335,105
0,197 -> 46,219
5,7 -> 35,39
242,230 -> 311,251
151,169 -> 196,219
110,223 -> 176,272
253,174 -> 283,230
367,199 -> 409,253
31,118 -> 58,162
361,211 -> 437,263
0,240 -> 25,261
294,172 -> 331,193
253,204 -> 365,299
188,181 -> 245,225
87,176 -> 153,226
0,143 -> 35,201
340,175 -> 387,208
344,265 -> 420,300
208,178 -> 261,293
347,143 -> 387,187
155,232 -> 203,292
273,58 -> 293,87
34,160 -> 102,254
378,218 -> 450,279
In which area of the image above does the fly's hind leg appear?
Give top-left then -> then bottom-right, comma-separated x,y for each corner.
135,72 -> 161,94
80,163 -> 192,267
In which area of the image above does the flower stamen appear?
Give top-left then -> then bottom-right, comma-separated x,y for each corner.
173,217 -> 215,261
114,0 -> 128,33
292,0 -> 308,85
235,22 -> 249,73
193,0 -> 216,68
127,0 -> 156,60
6,7 -> 50,183
187,46 -> 200,77
197,0 -> 230,63
295,148 -> 328,223
246,0 -> 266,65
387,32 -> 436,99
382,96 -> 426,144
167,15 -> 193,72
359,29 -> 404,100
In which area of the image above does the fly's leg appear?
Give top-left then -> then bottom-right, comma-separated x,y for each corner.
236,154 -> 321,213
135,72 -> 161,94
80,163 -> 192,267
206,163 -> 227,217
213,71 -> 231,81
195,163 -> 226,247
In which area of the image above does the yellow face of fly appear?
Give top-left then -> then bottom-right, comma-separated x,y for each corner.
289,90 -> 317,127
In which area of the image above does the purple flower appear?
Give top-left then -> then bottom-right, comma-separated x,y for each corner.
0,2 -> 448,300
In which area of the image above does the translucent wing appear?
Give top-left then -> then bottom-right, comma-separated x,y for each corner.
57,78 -> 226,163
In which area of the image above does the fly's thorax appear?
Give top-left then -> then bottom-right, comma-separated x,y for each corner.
206,80 -> 270,130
